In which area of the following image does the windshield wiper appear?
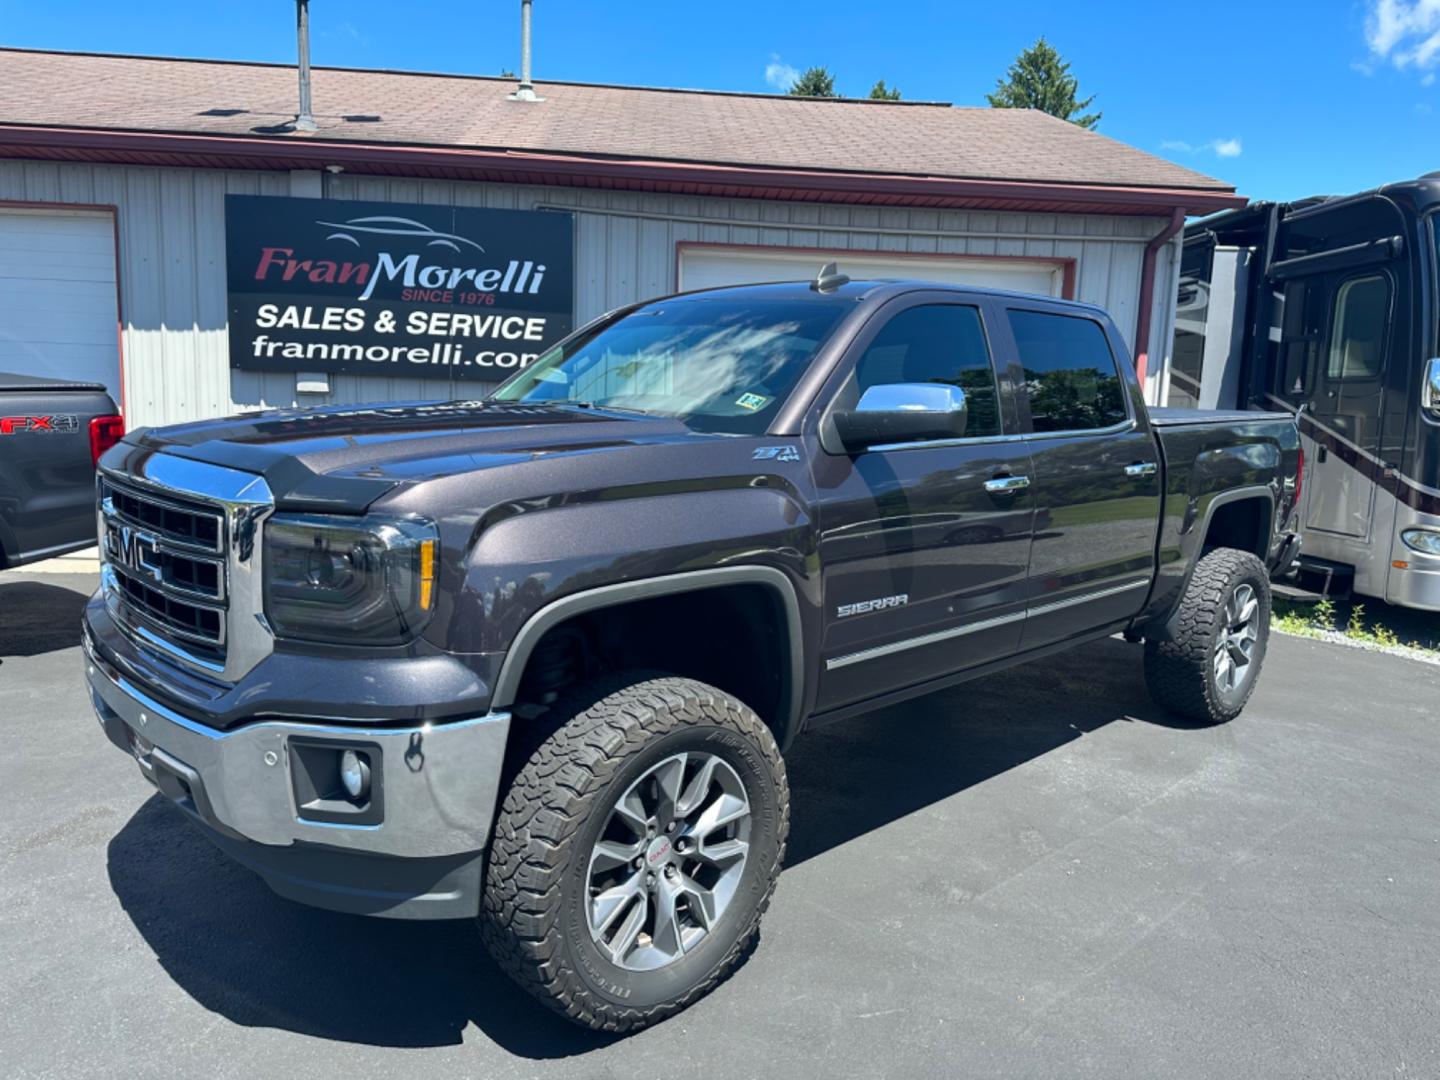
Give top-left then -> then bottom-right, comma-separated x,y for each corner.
566,401 -> 654,417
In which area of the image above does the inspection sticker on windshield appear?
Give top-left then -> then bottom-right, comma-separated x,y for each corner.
735,392 -> 770,411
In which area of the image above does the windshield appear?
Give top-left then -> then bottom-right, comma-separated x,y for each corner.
491,296 -> 854,434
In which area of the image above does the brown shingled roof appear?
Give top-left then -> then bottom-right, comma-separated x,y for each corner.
0,48 -> 1242,213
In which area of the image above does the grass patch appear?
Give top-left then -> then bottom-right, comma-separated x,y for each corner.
1272,593 -> 1439,661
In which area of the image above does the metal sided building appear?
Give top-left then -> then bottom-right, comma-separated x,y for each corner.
0,47 -> 1244,429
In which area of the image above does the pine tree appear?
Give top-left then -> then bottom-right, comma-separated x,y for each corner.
986,38 -> 1100,129
788,67 -> 838,98
869,79 -> 901,101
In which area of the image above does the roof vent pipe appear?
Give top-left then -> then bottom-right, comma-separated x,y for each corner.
294,0 -> 318,131
508,0 -> 544,102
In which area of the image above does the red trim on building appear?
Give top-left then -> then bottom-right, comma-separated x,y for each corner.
0,198 -> 126,417
674,240 -> 1078,299
0,124 -> 1245,217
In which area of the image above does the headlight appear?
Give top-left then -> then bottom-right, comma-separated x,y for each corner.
263,514 -> 438,645
1400,528 -> 1440,557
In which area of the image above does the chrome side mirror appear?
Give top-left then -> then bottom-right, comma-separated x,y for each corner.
833,383 -> 968,451
1426,357 -> 1440,414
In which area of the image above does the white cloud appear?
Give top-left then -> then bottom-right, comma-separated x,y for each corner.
1365,0 -> 1440,71
1161,137 -> 1242,158
764,54 -> 800,92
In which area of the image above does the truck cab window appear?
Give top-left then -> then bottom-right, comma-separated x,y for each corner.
1007,309 -> 1127,432
853,304 -> 1000,438
1327,274 -> 1389,380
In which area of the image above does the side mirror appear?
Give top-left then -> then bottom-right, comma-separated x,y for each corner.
1425,357 -> 1440,414
833,383 -> 968,452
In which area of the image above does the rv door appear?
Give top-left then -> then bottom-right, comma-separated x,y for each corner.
1306,271 -> 1392,539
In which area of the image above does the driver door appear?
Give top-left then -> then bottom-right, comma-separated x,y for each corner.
812,297 -> 1034,712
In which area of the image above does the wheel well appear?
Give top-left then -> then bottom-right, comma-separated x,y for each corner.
1203,496 -> 1270,559
510,583 -> 796,746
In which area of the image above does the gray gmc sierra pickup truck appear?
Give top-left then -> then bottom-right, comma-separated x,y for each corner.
85,276 -> 1300,1030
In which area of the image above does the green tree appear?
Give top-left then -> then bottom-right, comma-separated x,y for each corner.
986,38 -> 1100,129
788,66 -> 838,97
869,79 -> 901,100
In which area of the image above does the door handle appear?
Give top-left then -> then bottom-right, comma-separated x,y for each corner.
1124,462 -> 1158,478
984,475 -> 1031,494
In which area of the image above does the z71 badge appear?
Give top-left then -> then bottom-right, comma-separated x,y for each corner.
837,594 -> 909,618
752,445 -> 800,463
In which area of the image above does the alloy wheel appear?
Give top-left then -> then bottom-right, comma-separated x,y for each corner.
585,751 -> 751,972
1214,582 -> 1260,694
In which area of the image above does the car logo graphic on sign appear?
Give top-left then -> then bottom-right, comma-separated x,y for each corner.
315,215 -> 486,254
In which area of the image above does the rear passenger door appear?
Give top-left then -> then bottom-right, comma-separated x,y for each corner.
997,304 -> 1161,649
812,296 -> 1035,710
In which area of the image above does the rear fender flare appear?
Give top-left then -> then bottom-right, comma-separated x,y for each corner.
1144,485 -> 1276,641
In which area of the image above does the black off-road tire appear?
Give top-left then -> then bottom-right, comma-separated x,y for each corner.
1144,547 -> 1272,724
479,673 -> 789,1032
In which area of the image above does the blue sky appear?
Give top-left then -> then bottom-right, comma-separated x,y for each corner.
3,0 -> 1438,203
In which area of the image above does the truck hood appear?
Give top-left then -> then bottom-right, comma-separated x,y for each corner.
122,400 -> 705,512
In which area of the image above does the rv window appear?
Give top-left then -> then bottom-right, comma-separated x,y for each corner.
1327,274 -> 1389,380
1271,279 -> 1323,400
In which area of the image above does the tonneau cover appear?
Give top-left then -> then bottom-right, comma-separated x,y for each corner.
1147,407 -> 1293,427
0,371 -> 109,393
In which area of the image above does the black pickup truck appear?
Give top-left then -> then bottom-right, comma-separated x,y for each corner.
0,373 -> 122,569
84,277 -> 1299,1030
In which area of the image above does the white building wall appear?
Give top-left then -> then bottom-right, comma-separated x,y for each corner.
0,159 -> 1177,428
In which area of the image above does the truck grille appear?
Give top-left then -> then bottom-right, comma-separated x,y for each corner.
100,477 -> 228,658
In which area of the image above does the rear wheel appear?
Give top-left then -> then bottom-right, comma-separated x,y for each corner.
1144,547 -> 1271,724
480,674 -> 789,1031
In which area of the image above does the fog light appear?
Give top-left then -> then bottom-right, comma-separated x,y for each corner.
1400,529 -> 1440,556
339,749 -> 371,801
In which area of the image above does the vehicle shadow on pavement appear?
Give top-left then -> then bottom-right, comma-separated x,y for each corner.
0,579 -> 91,658
106,795 -> 618,1057
785,635 -> 1198,866
105,635 -> 1191,1056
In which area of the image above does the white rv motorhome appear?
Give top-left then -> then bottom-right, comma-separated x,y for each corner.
1171,177 -> 1440,612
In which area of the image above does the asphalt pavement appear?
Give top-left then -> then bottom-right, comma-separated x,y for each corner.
2,569 -> 1437,1079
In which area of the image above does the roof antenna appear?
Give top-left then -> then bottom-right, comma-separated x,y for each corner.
293,0 -> 318,132
508,0 -> 545,102
811,261 -> 850,292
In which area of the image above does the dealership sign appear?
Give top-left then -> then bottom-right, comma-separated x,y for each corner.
225,195 -> 574,381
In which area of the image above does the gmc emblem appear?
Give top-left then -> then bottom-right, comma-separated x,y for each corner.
110,524 -> 161,583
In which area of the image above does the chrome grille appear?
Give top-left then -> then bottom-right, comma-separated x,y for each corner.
104,481 -> 222,553
100,476 -> 229,659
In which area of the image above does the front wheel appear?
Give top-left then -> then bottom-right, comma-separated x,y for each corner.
480,674 -> 789,1031
1144,547 -> 1272,724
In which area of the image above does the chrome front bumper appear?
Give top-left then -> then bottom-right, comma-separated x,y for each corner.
84,631 -> 512,861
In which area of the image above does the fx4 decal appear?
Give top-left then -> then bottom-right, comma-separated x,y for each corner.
837,594 -> 909,618
0,415 -> 80,435
752,445 -> 800,463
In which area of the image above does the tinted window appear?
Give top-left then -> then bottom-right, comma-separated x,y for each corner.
1327,274 -> 1388,380
1008,310 -> 1128,432
853,305 -> 1000,438
493,296 -> 852,435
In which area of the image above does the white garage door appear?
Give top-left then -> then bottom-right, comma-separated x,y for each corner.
678,246 -> 1065,298
0,208 -> 121,404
